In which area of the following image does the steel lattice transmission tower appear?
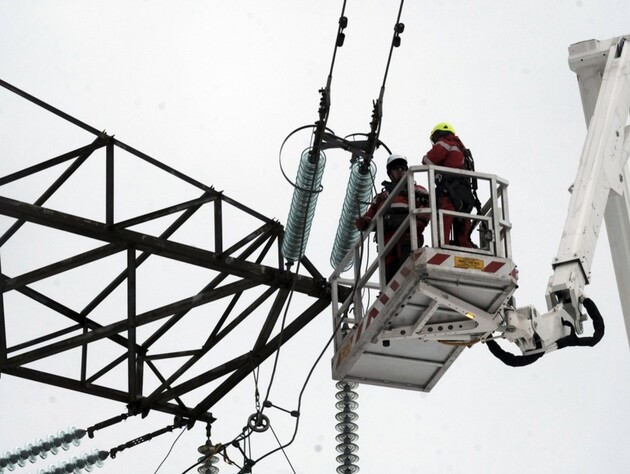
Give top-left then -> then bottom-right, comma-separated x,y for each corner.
0,79 -> 336,425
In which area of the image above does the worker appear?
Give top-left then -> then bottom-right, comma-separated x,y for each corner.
355,154 -> 430,282
422,122 -> 476,248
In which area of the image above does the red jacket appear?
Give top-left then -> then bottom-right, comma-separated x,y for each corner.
423,134 -> 466,169
358,181 -> 429,263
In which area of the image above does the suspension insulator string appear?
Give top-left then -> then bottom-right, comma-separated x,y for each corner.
195,422 -> 222,474
334,380 -> 360,474
281,148 -> 327,263
330,159 -> 377,270
34,449 -> 109,474
0,427 -> 88,472
197,444 -> 221,474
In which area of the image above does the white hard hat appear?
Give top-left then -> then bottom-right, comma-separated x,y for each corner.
386,154 -> 407,170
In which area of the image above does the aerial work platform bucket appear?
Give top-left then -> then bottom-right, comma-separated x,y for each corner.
330,165 -> 516,391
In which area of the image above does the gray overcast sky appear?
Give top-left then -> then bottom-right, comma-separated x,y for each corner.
2,1 -> 630,473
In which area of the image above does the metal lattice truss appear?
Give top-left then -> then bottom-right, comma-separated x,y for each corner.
0,79 -> 332,424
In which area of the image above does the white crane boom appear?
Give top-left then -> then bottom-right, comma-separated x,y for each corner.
509,35 -> 630,354
567,36 -> 630,347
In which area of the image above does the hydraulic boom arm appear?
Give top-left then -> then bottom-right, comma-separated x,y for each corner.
508,36 -> 630,355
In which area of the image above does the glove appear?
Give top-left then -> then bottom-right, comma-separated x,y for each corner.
374,192 -> 388,205
355,216 -> 370,231
417,194 -> 429,207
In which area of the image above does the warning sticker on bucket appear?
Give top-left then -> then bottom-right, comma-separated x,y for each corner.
454,256 -> 485,270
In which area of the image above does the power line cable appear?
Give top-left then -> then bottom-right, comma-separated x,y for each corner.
252,316 -> 344,467
360,0 -> 406,166
153,426 -> 186,474
201,311 -> 342,474
278,0 -> 347,190
270,422 -> 297,474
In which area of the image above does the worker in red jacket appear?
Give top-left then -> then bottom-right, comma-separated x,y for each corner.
422,122 -> 476,248
356,154 -> 429,282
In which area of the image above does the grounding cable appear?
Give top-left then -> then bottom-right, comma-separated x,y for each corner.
153,426 -> 187,474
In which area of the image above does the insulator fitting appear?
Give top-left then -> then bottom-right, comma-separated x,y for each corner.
330,160 -> 376,270
197,443 -> 220,474
335,381 -> 359,474
281,147 -> 326,263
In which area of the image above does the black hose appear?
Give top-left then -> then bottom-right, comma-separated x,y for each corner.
556,298 -> 605,349
487,298 -> 605,367
486,339 -> 544,367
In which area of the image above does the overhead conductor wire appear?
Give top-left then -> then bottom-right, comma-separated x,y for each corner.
364,0 -> 405,162
265,0 -> 349,406
335,0 -> 404,276
258,0 -> 407,468
347,0 -> 404,303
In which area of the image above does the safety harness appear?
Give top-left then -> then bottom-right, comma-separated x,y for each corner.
435,138 -> 481,214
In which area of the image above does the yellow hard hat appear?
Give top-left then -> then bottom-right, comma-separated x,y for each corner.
430,122 -> 456,140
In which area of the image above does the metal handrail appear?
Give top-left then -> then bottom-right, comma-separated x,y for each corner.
330,165 -> 512,336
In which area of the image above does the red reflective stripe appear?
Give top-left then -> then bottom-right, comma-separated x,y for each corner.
354,318 -> 365,342
366,307 -> 379,329
413,251 -> 424,262
390,279 -> 400,291
437,141 -> 460,152
483,261 -> 505,273
428,253 -> 450,265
